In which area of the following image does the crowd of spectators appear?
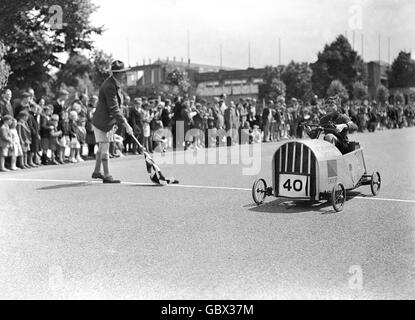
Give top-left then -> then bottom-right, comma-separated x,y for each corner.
0,87 -> 414,172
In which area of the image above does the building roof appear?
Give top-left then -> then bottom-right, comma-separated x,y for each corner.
195,68 -> 266,82
127,59 -> 236,73
154,59 -> 236,72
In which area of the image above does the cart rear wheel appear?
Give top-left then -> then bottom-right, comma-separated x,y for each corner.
331,183 -> 346,212
370,172 -> 381,196
252,179 -> 267,206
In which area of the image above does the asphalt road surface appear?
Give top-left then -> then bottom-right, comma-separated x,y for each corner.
1,128 -> 414,299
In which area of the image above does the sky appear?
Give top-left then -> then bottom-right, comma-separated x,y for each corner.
89,0 -> 415,69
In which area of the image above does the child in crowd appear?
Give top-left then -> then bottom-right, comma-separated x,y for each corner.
241,121 -> 252,145
207,110 -> 217,148
0,115 -> 13,172
58,111 -> 70,163
16,111 -> 32,169
68,111 -> 79,163
152,120 -> 168,153
113,126 -> 125,157
75,117 -> 86,162
252,125 -> 262,144
49,114 -> 62,165
40,105 -> 53,165
9,119 -> 23,170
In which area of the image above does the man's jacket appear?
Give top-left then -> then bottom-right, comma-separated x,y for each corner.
92,76 -> 126,132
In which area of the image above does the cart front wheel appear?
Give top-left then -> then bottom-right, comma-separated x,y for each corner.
370,171 -> 381,196
252,179 -> 268,206
331,183 -> 346,212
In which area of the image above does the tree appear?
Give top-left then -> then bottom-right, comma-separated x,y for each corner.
352,81 -> 368,101
166,69 -> 191,94
281,61 -> 313,102
90,49 -> 113,88
0,0 -> 103,93
327,80 -> 349,102
55,53 -> 95,96
375,84 -> 389,105
311,35 -> 366,98
55,49 -> 115,96
261,65 -> 283,84
0,41 -> 11,90
258,66 -> 286,102
56,54 -> 91,87
388,51 -> 415,88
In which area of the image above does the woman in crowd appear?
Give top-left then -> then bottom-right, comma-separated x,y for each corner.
39,105 -> 53,165
27,103 -> 40,167
128,98 -> 144,155
85,102 -> 96,159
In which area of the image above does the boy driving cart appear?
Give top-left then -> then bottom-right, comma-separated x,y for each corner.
305,96 -> 358,154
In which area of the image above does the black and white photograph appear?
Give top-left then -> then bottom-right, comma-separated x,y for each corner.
0,0 -> 414,302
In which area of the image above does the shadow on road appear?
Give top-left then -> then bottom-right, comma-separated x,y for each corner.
37,182 -> 93,190
346,190 -> 372,199
247,190 -> 368,215
37,182 -> 165,191
128,184 -> 165,187
247,199 -> 340,215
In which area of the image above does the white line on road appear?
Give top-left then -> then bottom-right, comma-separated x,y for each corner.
1,178 -> 415,204
353,196 -> 415,204
167,183 -> 251,192
0,178 -> 89,184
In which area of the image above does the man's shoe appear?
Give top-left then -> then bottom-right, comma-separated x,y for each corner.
103,176 -> 121,184
91,172 -> 105,180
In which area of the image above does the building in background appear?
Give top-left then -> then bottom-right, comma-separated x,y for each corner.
126,58 -> 264,100
126,58 -> 234,96
194,68 -> 265,101
128,58 -> 401,102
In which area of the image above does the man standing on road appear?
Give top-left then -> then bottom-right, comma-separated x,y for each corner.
91,60 -> 133,184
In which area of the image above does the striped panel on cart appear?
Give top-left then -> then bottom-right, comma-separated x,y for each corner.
274,142 -> 317,199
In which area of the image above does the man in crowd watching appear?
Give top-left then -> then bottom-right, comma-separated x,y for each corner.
0,89 -> 13,119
